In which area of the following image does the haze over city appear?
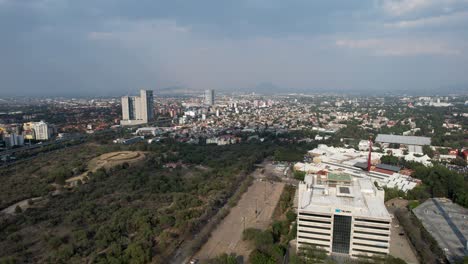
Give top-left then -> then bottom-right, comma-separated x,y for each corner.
1,0 -> 468,96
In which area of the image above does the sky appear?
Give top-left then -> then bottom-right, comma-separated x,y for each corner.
1,0 -> 468,96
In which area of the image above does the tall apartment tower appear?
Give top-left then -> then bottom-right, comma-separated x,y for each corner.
204,89 -> 215,106
30,121 -> 51,140
121,89 -> 154,126
139,89 -> 154,122
297,173 -> 391,258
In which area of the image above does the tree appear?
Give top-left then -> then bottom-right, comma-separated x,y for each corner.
293,170 -> 306,181
451,157 -> 467,167
14,205 -> 22,214
124,243 -> 150,264
208,253 -> 238,264
423,145 -> 434,158
286,210 -> 296,222
384,187 -> 406,201
55,174 -> 66,185
249,250 -> 275,264
295,245 -> 330,263
380,155 -> 399,166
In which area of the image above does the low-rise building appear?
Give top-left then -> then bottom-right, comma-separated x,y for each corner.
113,136 -> 144,145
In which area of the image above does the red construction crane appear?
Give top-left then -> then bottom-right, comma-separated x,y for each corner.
367,136 -> 373,171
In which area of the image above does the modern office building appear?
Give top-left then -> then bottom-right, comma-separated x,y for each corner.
204,89 -> 215,106
121,90 -> 154,126
297,173 -> 391,258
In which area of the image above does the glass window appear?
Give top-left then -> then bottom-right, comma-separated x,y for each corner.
332,215 -> 352,254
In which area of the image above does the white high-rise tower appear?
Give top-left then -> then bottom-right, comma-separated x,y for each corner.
121,89 -> 154,125
204,89 -> 215,106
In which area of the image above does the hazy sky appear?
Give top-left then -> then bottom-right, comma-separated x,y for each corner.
1,0 -> 468,96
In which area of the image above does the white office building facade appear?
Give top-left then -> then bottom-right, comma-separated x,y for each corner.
297,174 -> 391,258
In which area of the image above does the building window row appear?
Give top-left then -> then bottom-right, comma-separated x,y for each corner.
353,236 -> 389,243
298,230 -> 331,236
353,231 -> 389,237
298,236 -> 331,242
354,224 -> 390,231
299,212 -> 332,218
299,218 -> 332,224
354,218 -> 390,225
353,242 -> 389,249
298,224 -> 331,230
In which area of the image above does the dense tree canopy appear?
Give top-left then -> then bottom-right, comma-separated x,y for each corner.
0,141 -> 279,263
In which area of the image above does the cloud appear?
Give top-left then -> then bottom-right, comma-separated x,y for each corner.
1,0 -> 468,95
382,0 -> 433,15
336,38 -> 461,56
381,0 -> 468,16
384,11 -> 468,28
88,31 -> 114,40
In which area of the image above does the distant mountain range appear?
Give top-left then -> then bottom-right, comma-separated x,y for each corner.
152,83 -> 468,96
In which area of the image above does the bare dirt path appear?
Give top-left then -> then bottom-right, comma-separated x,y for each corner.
1,197 -> 43,215
386,198 -> 420,264
194,180 -> 285,262
66,151 -> 145,185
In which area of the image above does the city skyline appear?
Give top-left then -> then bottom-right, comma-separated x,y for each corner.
0,91 -> 466,263
1,0 -> 468,96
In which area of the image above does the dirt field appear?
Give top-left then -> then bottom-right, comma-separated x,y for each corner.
386,198 -> 419,264
389,213 -> 420,264
66,151 -> 145,185
195,180 -> 285,262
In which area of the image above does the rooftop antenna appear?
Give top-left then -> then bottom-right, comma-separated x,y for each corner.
367,136 -> 373,171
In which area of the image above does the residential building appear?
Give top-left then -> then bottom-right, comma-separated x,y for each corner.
24,121 -> 52,140
297,173 -> 391,258
121,89 -> 154,125
4,133 -> 24,147
204,89 -> 215,106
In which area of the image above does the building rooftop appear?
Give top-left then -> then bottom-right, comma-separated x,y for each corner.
376,163 -> 401,172
375,134 -> 431,146
298,175 -> 390,220
413,198 -> 468,263
328,173 -> 352,182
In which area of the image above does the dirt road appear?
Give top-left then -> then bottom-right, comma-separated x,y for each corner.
195,180 -> 285,262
